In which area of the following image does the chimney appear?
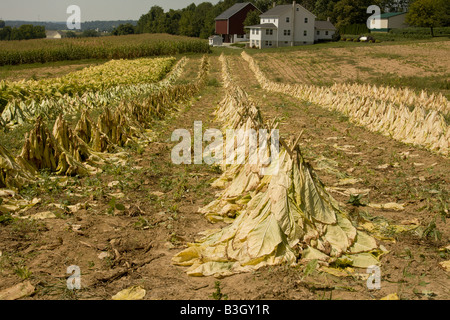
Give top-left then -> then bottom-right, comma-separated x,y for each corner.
273,2 -> 276,8
292,1 -> 296,8
327,17 -> 330,22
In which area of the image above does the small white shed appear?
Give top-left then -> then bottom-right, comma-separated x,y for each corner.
208,35 -> 223,47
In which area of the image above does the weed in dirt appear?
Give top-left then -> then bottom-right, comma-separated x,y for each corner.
0,212 -> 14,225
169,232 -> 181,246
347,194 -> 366,207
211,281 -> 228,300
107,197 -> 125,215
134,216 -> 152,230
418,215 -> 442,241
10,218 -> 47,240
302,259 -> 318,279
14,265 -> 32,279
402,248 -> 414,260
402,261 -> 415,279
61,287 -> 80,300
19,171 -> 65,199
159,176 -> 174,193
316,289 -> 334,300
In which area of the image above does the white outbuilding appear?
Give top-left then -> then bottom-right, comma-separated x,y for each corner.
209,35 -> 223,47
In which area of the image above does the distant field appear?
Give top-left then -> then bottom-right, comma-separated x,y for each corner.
252,40 -> 450,98
0,33 -> 210,66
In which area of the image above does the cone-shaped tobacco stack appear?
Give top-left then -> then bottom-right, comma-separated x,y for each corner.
173,140 -> 381,277
0,144 -> 36,189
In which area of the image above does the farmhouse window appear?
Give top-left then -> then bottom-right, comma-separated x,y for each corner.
304,30 -> 307,36
284,30 -> 291,36
325,31 -> 329,35
266,29 -> 273,35
317,30 -> 320,35
286,17 -> 290,23
304,18 -> 308,23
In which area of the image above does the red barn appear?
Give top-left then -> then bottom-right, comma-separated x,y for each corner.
215,2 -> 260,43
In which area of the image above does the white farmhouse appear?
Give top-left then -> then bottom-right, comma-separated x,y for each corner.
246,1 -> 336,49
314,18 -> 337,42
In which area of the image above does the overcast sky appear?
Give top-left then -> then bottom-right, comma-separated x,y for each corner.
0,0 -> 222,21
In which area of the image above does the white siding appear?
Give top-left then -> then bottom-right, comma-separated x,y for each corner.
376,19 -> 389,29
293,5 -> 315,44
249,3 -> 317,48
314,29 -> 335,41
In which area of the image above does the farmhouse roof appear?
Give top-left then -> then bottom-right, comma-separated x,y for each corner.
380,12 -> 406,19
315,20 -> 336,30
260,4 -> 292,17
244,23 -> 277,29
215,2 -> 258,20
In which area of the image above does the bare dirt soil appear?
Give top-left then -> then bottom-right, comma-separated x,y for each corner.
253,40 -> 450,93
0,46 -> 449,300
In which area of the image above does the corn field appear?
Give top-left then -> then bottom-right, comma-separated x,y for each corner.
0,34 -> 211,66
241,52 -> 450,158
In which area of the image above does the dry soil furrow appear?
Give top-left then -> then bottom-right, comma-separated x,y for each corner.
226,54 -> 449,299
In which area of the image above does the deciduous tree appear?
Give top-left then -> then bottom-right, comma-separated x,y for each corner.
406,0 -> 447,36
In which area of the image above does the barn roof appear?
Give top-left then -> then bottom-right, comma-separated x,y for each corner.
380,12 -> 406,19
215,2 -> 258,20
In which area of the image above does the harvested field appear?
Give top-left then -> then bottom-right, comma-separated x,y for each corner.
0,40 -> 449,301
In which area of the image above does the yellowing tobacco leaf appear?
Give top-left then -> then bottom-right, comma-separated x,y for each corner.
112,286 -> 146,300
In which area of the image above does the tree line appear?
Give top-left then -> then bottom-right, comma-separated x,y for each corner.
1,0 -> 448,40
0,22 -> 46,40
114,0 -> 449,38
